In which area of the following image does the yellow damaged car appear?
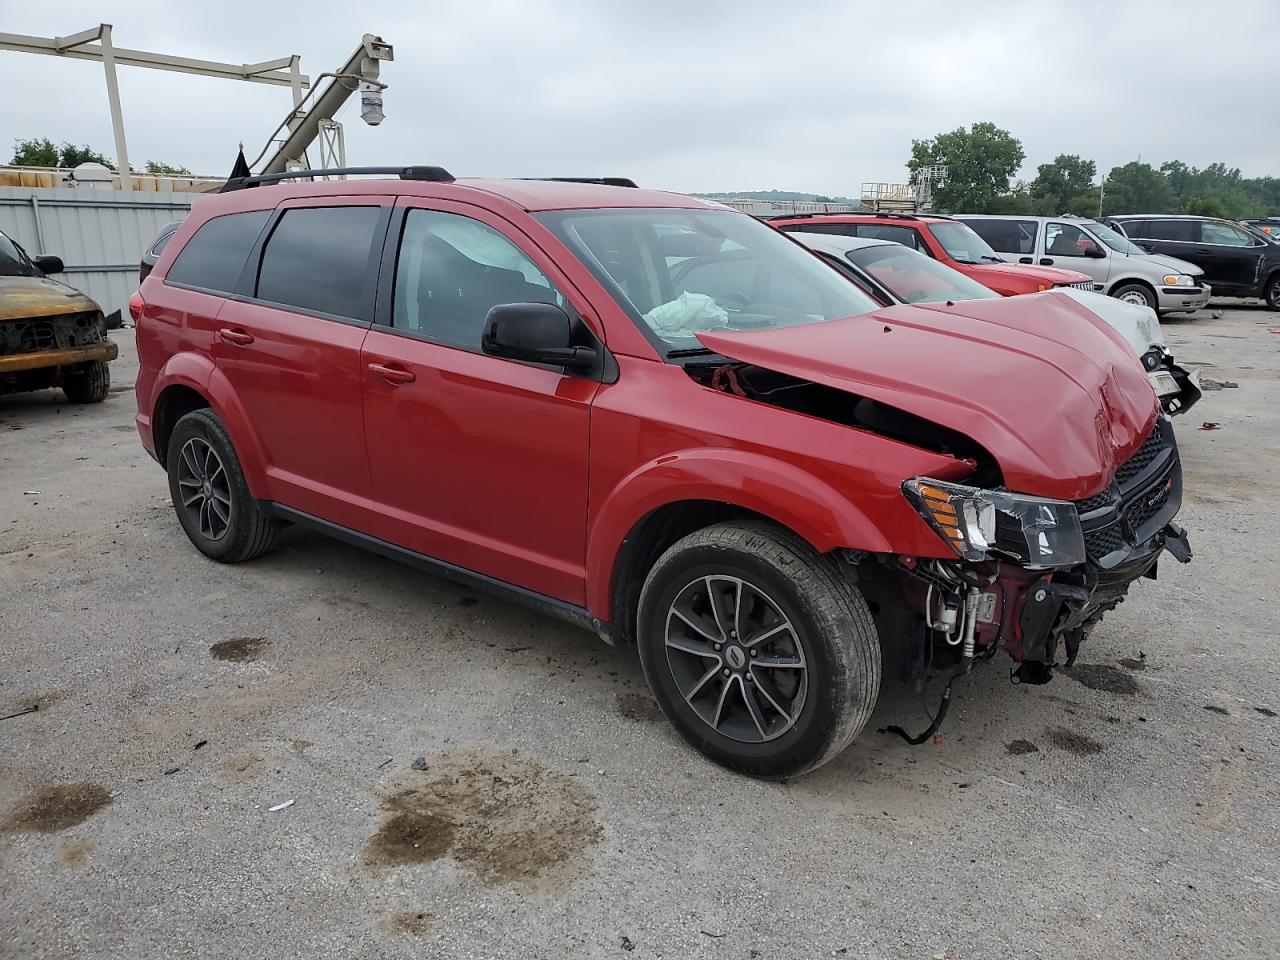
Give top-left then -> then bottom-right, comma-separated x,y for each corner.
0,226 -> 117,403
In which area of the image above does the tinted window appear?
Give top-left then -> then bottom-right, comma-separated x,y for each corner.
1139,220 -> 1197,242
854,224 -> 923,250
256,206 -> 381,320
393,209 -> 563,348
0,229 -> 36,278
166,210 -> 270,293
963,218 -> 1038,255
1201,221 -> 1253,246
847,245 -> 1000,303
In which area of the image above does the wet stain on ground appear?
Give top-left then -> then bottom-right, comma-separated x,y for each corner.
1063,664 -> 1140,696
1203,705 -> 1230,716
617,692 -> 665,723
364,746 -> 602,893
384,910 -> 437,936
1117,658 -> 1146,671
1,689 -> 71,717
217,754 -> 266,782
59,838 -> 95,866
457,596 -> 479,608
1048,728 -> 1104,756
1006,740 -> 1040,755
1255,707 -> 1277,718
2,783 -> 113,834
210,637 -> 269,662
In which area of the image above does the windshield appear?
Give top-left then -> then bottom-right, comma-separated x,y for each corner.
536,208 -> 880,354
847,245 -> 999,303
1088,221 -> 1146,255
928,222 -> 1003,264
0,229 -> 36,278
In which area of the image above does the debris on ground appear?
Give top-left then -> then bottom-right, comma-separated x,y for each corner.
1200,378 -> 1239,391
1203,705 -> 1230,716
163,766 -> 179,775
268,799 -> 296,812
1006,740 -> 1040,755
620,935 -> 636,952
410,757 -> 428,771
376,757 -> 393,770
1,704 -> 39,722
1200,422 -> 1222,431
193,740 -> 208,751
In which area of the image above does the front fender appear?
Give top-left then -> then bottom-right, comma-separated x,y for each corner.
584,448 -> 897,619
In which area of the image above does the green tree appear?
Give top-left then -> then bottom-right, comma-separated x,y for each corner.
907,122 -> 1025,213
57,143 -> 115,169
144,160 -> 193,176
1066,187 -> 1102,217
11,137 -> 59,167
1186,196 -> 1228,218
1029,154 -> 1096,214
1101,162 -> 1174,215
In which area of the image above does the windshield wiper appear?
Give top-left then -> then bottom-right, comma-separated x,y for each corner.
980,255 -> 1004,263
666,346 -> 729,362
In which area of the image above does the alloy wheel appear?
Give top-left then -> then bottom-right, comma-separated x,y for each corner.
177,437 -> 232,541
664,574 -> 808,743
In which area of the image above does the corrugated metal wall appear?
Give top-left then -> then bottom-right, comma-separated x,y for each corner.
0,187 -> 204,318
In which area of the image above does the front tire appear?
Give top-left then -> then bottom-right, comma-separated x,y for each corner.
1265,273 -> 1280,310
637,521 -> 881,778
62,361 -> 110,404
1112,283 -> 1156,311
167,408 -> 279,563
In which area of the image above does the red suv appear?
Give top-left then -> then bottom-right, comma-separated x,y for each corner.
770,212 -> 1099,297
132,167 -> 1190,777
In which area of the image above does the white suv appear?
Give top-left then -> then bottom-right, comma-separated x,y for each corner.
956,215 -> 1210,314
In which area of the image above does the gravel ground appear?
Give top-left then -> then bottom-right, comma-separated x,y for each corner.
2,302 -> 1278,959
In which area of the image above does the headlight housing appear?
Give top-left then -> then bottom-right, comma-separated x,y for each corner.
903,478 -> 1087,569
1161,274 -> 1195,287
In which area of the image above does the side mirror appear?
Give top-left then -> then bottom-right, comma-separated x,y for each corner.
1084,245 -> 1106,258
33,254 -> 64,275
482,302 -> 597,372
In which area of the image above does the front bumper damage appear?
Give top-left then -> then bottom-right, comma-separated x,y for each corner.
871,417 -> 1190,742
0,311 -> 116,390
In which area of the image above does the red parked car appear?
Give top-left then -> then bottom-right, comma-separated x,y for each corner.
770,212 -> 1099,297
132,167 -> 1190,777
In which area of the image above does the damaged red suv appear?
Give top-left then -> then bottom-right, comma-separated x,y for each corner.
132,168 -> 1190,777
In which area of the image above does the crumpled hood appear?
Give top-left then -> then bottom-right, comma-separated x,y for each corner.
968,261 -> 1092,286
697,295 -> 1158,501
0,274 -> 100,322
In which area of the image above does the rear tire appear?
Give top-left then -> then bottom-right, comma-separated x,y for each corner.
62,361 -> 110,404
637,521 -> 881,778
167,408 -> 280,563
1265,273 -> 1280,310
1112,283 -> 1156,311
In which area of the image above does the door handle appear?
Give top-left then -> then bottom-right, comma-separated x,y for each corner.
368,362 -> 416,385
1019,257 -> 1033,264
1039,258 -> 1054,266
217,328 -> 254,346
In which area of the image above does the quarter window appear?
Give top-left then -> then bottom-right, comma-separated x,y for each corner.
166,210 -> 270,293
255,206 -> 381,320
392,209 -> 563,349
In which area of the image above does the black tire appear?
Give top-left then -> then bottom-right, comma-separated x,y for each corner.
1111,283 -> 1156,311
62,361 -> 110,404
636,521 -> 881,778
1265,273 -> 1280,310
166,408 -> 279,563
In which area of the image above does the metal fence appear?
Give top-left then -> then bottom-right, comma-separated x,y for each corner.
0,186 -> 202,318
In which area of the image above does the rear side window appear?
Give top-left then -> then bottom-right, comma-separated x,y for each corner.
1137,220 -> 1197,242
166,210 -> 270,293
854,224 -> 923,250
256,206 -> 381,320
965,218 -> 1038,254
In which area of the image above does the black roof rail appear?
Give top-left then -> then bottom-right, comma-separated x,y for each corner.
519,177 -> 638,188
764,210 -> 952,222
220,165 -> 454,192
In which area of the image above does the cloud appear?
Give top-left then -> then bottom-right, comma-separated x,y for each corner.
2,0 -> 1274,193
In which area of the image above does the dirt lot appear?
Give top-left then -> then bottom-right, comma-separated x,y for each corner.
2,303 -> 1278,959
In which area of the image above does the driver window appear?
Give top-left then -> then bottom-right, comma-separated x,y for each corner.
1201,222 -> 1252,246
393,209 -> 564,349
1046,223 -> 1101,257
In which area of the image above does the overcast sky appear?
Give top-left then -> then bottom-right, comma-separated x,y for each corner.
2,1 -> 1275,195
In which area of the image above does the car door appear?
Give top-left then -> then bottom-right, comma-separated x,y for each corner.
358,199 -> 599,603
1041,222 -> 1108,285
1194,220 -> 1266,293
211,198 -> 390,520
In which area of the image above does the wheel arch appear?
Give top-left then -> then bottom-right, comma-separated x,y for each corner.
586,449 -> 893,641
1107,276 -> 1158,305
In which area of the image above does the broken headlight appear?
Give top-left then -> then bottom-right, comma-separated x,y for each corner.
903,478 -> 1086,569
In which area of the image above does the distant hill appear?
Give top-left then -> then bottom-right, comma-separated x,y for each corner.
693,189 -> 862,206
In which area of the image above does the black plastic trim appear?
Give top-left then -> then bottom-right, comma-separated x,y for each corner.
221,166 -> 454,192
264,503 -> 613,641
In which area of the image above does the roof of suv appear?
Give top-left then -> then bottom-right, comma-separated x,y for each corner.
207,175 -> 720,213
771,212 -> 956,225
787,232 -> 899,256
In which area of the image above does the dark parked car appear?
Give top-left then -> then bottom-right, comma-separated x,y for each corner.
1107,215 -> 1280,308
139,220 -> 184,284
131,166 -> 1190,777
